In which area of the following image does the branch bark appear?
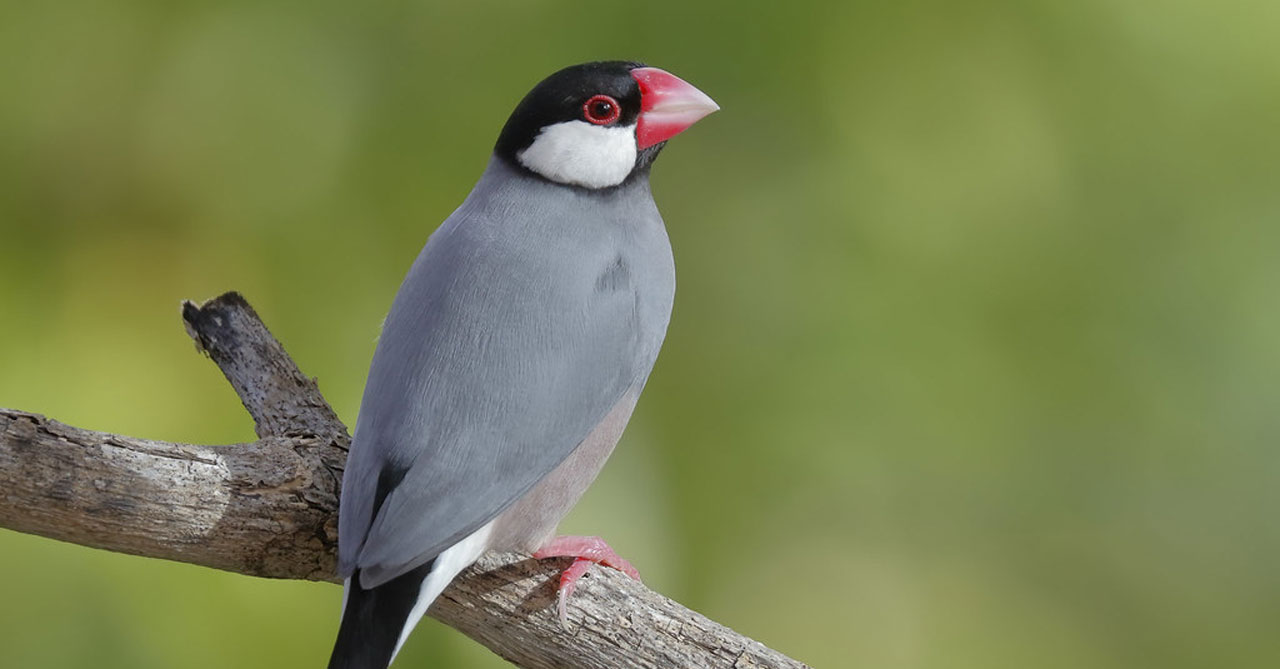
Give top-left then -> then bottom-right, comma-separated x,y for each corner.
0,292 -> 809,669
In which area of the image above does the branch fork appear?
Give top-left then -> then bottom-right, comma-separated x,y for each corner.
0,292 -> 808,669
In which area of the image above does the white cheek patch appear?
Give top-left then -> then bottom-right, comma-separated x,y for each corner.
517,120 -> 637,189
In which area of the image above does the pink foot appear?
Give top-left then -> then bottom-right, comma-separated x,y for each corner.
533,536 -> 641,625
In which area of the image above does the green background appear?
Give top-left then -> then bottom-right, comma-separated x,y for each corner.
3,1 -> 1279,667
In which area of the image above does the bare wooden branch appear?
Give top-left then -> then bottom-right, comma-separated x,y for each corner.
0,409 -> 340,580
0,292 -> 810,669
181,292 -> 346,441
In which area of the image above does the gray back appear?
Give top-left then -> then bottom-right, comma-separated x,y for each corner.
337,157 -> 675,587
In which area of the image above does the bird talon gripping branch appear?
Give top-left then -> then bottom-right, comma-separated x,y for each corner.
535,534 -> 643,625
326,62 -> 716,669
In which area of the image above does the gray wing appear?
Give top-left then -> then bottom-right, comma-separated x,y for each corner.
337,172 -> 670,588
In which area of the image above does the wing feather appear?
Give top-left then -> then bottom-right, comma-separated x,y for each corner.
337,167 -> 668,588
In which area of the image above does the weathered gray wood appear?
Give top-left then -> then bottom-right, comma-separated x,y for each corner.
0,292 -> 810,669
0,409 -> 340,580
181,292 -> 346,441
443,552 -> 807,669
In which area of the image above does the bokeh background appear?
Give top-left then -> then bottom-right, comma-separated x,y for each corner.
2,0 -> 1279,667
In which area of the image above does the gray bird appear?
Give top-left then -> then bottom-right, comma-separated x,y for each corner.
327,61 -> 718,669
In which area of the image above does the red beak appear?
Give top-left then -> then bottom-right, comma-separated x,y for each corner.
630,67 -> 719,150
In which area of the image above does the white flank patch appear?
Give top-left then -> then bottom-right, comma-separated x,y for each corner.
339,577 -> 350,621
390,520 -> 496,662
517,121 -> 637,189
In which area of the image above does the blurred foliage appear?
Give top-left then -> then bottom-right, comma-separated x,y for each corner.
2,0 -> 1279,667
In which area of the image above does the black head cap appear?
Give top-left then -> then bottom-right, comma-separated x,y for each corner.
494,61 -> 645,162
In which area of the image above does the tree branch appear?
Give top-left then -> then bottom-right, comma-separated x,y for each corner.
0,292 -> 808,669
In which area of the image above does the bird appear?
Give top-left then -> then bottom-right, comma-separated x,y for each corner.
327,61 -> 718,669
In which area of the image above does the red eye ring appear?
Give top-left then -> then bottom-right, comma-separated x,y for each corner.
583,94 -> 621,125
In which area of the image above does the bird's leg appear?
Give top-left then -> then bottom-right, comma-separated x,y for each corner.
533,535 -> 641,625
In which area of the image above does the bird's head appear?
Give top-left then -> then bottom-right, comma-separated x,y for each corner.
494,61 -> 719,190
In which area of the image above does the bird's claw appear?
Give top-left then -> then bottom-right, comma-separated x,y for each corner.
534,536 -> 641,627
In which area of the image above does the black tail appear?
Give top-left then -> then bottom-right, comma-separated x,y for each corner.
328,561 -> 435,669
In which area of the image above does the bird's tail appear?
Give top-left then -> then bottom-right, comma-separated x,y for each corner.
327,562 -> 435,669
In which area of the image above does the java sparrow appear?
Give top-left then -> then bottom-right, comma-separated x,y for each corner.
327,62 -> 718,669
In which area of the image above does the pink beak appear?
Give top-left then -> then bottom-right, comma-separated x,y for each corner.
630,67 -> 720,150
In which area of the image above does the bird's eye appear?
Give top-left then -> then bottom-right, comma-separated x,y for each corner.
582,95 -> 621,125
